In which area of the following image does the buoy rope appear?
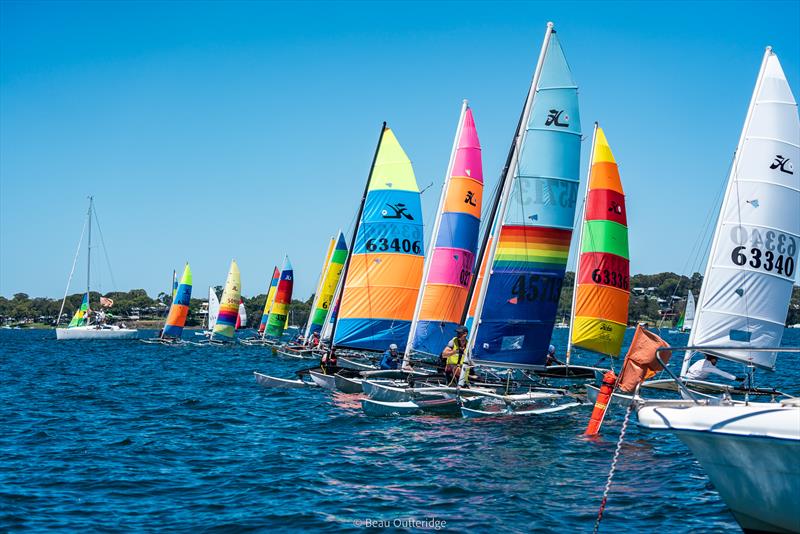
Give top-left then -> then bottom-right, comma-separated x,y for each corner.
593,400 -> 634,533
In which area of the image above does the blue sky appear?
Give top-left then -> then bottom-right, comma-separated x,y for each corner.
2,0 -> 798,299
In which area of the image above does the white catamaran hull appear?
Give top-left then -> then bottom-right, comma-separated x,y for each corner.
56,326 -> 138,340
638,402 -> 800,533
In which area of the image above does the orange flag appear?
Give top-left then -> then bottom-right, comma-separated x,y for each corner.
617,325 -> 671,393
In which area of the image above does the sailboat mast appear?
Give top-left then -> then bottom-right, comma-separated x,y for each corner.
466,23 -> 555,355
680,47 -> 773,376
329,122 -> 387,351
566,122 -> 598,365
86,196 -> 93,299
403,100 -> 468,367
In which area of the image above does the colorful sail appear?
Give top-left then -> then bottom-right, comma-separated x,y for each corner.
171,269 -> 178,300
334,127 -> 424,352
68,293 -> 90,327
212,260 -> 241,340
308,232 -> 348,338
266,256 -> 294,337
407,104 -> 483,356
471,26 -> 581,367
163,263 -> 192,338
303,237 -> 337,339
258,267 -> 280,334
682,49 -> 798,372
569,126 -> 629,357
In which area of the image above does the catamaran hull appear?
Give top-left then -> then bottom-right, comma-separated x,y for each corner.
56,327 -> 138,340
638,403 -> 800,534
253,372 -> 312,389
308,371 -> 336,390
362,380 -> 411,402
334,374 -> 363,394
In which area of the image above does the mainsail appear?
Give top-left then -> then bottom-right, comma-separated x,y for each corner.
266,256 -> 294,338
207,287 -> 220,331
678,290 -> 696,332
469,23 -> 581,367
303,237 -> 336,339
68,293 -> 90,327
333,126 -> 424,352
567,124 -> 629,359
258,267 -> 280,335
162,263 -> 192,339
681,48 -> 799,372
212,260 -> 241,341
307,232 -> 348,339
236,299 -> 247,329
406,102 -> 483,357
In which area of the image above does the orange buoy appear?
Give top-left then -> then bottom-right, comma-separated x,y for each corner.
585,370 -> 617,436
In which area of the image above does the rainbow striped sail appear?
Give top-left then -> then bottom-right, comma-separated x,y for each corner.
303,237 -> 336,338
334,127 -> 424,352
163,263 -> 193,339
569,125 -> 629,357
472,26 -> 581,367
258,266 -> 280,334
68,293 -> 90,327
411,104 -> 483,355
212,260 -> 241,341
308,232 -> 348,338
266,256 -> 293,338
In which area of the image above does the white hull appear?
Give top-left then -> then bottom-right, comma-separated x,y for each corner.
56,326 -> 138,340
253,372 -> 311,389
638,402 -> 800,533
308,370 -> 336,390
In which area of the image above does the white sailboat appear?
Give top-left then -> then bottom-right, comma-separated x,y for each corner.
638,47 -> 800,534
56,197 -> 137,340
679,290 -> 695,332
196,286 -> 220,337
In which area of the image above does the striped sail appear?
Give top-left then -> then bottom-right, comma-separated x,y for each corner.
308,232 -> 348,338
412,105 -> 483,355
212,260 -> 241,340
171,270 -> 178,299
683,49 -> 799,372
266,257 -> 294,338
163,263 -> 192,339
303,237 -> 336,338
472,28 -> 581,367
569,126 -> 629,356
68,293 -> 90,327
334,127 -> 424,351
258,267 -> 280,334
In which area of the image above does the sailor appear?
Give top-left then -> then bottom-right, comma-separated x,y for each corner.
546,345 -> 564,366
308,331 -> 321,348
379,343 -> 400,370
684,354 -> 743,382
442,326 -> 470,385
321,349 -> 337,372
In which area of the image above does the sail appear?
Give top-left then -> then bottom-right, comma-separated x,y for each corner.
207,287 -> 220,330
68,293 -> 90,327
570,126 -> 629,356
472,29 -> 581,367
236,299 -> 247,329
163,263 -> 192,338
266,257 -> 294,337
681,291 -> 696,332
411,106 -> 483,356
308,232 -> 348,338
334,127 -> 424,351
212,260 -> 241,340
258,267 -> 280,334
303,237 -> 337,338
685,49 -> 798,371
171,270 -> 178,300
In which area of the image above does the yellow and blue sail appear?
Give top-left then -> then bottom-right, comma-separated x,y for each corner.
258,266 -> 280,334
163,263 -> 193,339
308,232 -> 348,337
334,127 -> 424,352
68,293 -> 90,327
474,32 -> 581,367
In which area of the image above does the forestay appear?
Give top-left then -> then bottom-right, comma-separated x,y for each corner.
685,49 -> 799,371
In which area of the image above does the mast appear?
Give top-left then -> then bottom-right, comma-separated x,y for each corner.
466,23 -> 555,358
86,196 -> 93,300
565,122 -> 598,365
403,100 -> 468,368
329,122 -> 387,351
680,47 -> 773,376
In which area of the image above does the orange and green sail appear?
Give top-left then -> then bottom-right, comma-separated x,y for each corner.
258,266 -> 280,334
569,125 -> 629,356
68,293 -> 90,327
163,263 -> 192,339
307,232 -> 348,338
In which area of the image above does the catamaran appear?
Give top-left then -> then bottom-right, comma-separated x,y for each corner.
637,47 -> 799,534
56,197 -> 137,340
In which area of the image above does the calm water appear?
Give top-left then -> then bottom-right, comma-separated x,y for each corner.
2,328 -> 798,532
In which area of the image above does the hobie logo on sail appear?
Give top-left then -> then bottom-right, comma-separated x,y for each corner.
464,191 -> 477,206
382,203 -> 414,220
545,109 -> 569,127
770,155 -> 793,174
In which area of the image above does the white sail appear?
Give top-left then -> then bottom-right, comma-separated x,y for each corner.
682,291 -> 696,332
238,301 -> 247,328
685,49 -> 799,371
208,287 -> 220,330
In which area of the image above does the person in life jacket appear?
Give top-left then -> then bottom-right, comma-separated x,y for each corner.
320,349 -> 337,373
442,326 -> 470,386
379,344 -> 400,370
546,345 -> 564,366
308,331 -> 321,348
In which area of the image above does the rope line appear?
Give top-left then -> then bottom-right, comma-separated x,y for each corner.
593,399 -> 634,533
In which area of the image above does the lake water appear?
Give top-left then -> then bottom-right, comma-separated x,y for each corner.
2,328 -> 798,532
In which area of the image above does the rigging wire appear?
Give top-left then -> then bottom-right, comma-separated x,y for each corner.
92,203 -> 118,292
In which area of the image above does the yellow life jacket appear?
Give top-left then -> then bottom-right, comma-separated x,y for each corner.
446,336 -> 468,366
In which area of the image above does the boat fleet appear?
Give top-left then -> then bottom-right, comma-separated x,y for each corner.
52,23 -> 799,534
